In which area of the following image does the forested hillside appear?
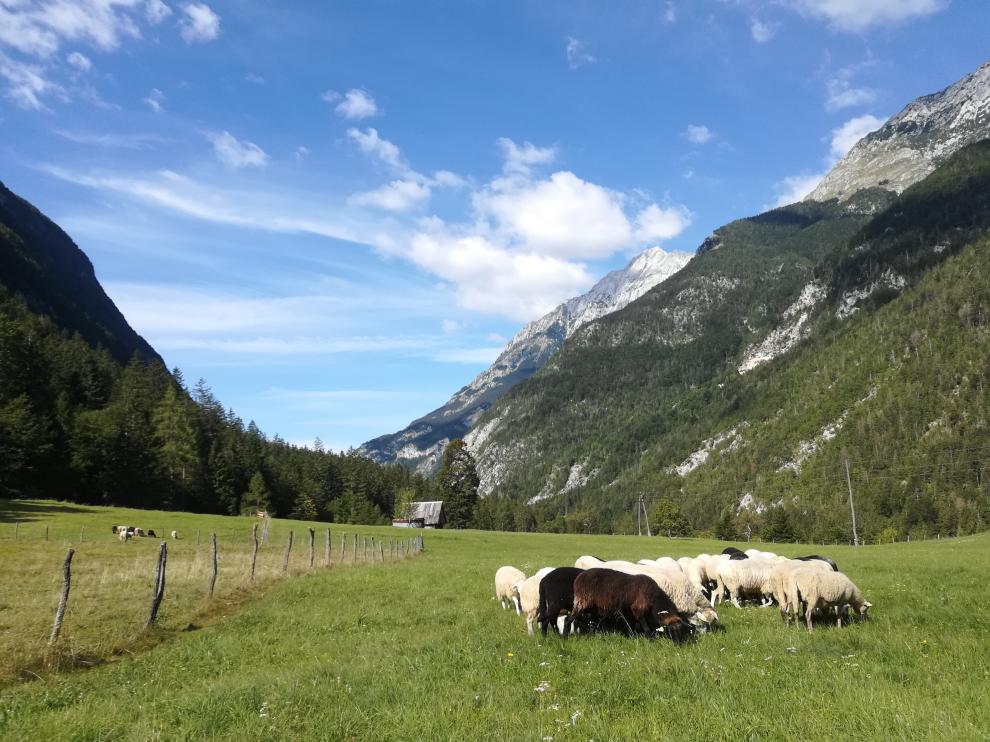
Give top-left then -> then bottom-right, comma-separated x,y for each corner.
467,141 -> 990,540
0,183 -> 435,522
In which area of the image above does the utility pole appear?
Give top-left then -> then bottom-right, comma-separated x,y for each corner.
636,497 -> 641,536
643,497 -> 652,537
844,459 -> 860,547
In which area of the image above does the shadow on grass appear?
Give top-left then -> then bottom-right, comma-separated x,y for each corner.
0,499 -> 96,524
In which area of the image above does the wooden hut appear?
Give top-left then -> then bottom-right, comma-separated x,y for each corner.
392,501 -> 445,529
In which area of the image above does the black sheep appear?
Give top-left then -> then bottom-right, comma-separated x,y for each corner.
795,554 -> 838,571
567,568 -> 694,644
537,567 -> 584,637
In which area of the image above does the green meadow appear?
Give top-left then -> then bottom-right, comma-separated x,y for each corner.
1,499 -> 988,740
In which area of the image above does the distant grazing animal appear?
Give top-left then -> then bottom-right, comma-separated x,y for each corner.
147,530 -> 157,538
788,569 -> 871,633
171,530 -> 178,539
568,569 -> 693,643
134,528 -> 145,537
494,566 -> 526,614
537,567 -> 585,637
111,525 -> 118,534
769,558 -> 833,623
795,554 -> 839,572
118,529 -> 131,542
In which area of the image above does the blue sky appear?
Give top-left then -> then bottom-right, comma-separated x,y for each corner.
1,0 -> 987,451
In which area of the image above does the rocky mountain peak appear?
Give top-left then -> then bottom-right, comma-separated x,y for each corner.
808,59 -> 990,202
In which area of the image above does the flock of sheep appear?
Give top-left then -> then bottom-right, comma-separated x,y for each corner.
112,525 -> 179,542
495,546 -> 872,642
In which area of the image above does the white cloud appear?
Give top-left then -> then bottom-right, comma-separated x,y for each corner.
207,131 -> 270,168
53,129 -> 168,148
66,51 -> 91,70
432,170 -> 467,188
829,114 -> 883,160
178,2 -> 219,43
347,127 -> 406,172
750,18 -> 779,43
685,124 -> 714,144
0,51 -> 58,109
244,72 -> 265,85
433,347 -> 504,364
475,171 -> 634,259
782,0 -> 946,33
334,88 -> 379,119
497,137 -> 556,175
565,38 -> 596,70
634,204 -> 693,242
145,0 -> 172,24
408,222 -> 595,321
294,145 -> 310,161
663,2 -> 677,23
773,172 -> 826,207
143,86 -> 165,112
320,89 -> 340,103
349,179 -> 431,211
825,79 -> 876,111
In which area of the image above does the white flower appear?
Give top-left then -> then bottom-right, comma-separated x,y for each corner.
571,710 -> 583,726
259,702 -> 269,718
534,681 -> 551,693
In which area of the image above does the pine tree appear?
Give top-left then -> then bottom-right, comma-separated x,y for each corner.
437,439 -> 480,528
241,471 -> 272,516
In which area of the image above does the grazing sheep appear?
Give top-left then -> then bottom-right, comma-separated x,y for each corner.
574,555 -> 605,570
568,568 -> 693,643
118,529 -> 131,542
712,557 -> 777,608
111,525 -> 118,534
147,529 -> 157,538
514,567 -> 554,635
537,567 -> 585,636
601,561 -> 718,628
654,556 -> 682,571
769,558 -> 833,624
170,530 -> 178,539
721,546 -> 746,557
134,527 -> 145,537
790,570 -> 871,633
494,566 -> 526,614
795,554 -> 839,572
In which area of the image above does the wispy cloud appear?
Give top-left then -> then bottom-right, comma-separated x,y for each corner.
432,347 -> 504,364
332,88 -> 379,119
207,130 -> 270,168
53,128 -> 170,149
750,18 -> 780,43
566,38 -> 596,70
684,124 -> 714,144
178,2 -> 220,43
143,86 -> 165,112
780,0 -> 946,33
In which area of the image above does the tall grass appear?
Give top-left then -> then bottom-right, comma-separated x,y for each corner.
1,500 -> 988,740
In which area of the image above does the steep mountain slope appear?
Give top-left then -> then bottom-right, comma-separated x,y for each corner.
0,181 -> 161,365
466,135 -> 990,539
359,247 -> 691,472
809,60 -> 990,202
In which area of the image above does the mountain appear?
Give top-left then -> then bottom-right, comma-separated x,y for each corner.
465,61 -> 990,541
0,181 -> 161,365
359,247 -> 692,472
809,60 -> 990,202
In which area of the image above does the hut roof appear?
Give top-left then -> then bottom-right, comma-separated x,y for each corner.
408,500 -> 444,526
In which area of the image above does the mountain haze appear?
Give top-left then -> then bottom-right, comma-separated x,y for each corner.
359,247 -> 691,472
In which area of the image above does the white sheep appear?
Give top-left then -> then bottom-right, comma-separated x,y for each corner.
654,556 -> 682,571
118,529 -> 131,542
513,567 -> 554,636
711,557 -> 778,608
769,559 -> 832,623
574,555 -> 604,570
494,566 -> 525,614
170,530 -> 178,539
789,569 -> 871,633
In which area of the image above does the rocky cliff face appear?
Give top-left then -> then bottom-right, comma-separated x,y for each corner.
358,247 -> 691,473
808,60 -> 990,202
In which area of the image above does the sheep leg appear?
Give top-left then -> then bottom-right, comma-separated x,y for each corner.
805,603 -> 814,634
526,615 -> 534,636
513,595 -> 521,615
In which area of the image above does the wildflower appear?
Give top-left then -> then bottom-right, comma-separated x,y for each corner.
506,652 -> 514,657
259,702 -> 269,719
549,704 -> 559,711
571,710 -> 583,726
534,681 -> 551,693
539,661 -> 549,667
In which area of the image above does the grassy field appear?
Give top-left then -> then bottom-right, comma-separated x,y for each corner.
1,500 -> 989,740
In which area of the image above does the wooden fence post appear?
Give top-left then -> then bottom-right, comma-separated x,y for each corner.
48,548 -> 74,646
379,541 -> 384,562
79,526 -> 84,543
283,531 -> 294,574
250,523 -> 259,583
45,525 -> 49,541
340,532 -> 346,563
364,537 -> 369,562
196,529 -> 200,545
208,533 -> 218,599
324,528 -> 331,567
353,533 -> 358,563
147,541 -> 167,628
308,528 -> 316,569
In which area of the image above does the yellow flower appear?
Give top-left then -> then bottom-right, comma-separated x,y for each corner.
507,652 -> 514,657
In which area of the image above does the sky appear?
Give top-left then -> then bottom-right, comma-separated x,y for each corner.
1,0 -> 988,452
